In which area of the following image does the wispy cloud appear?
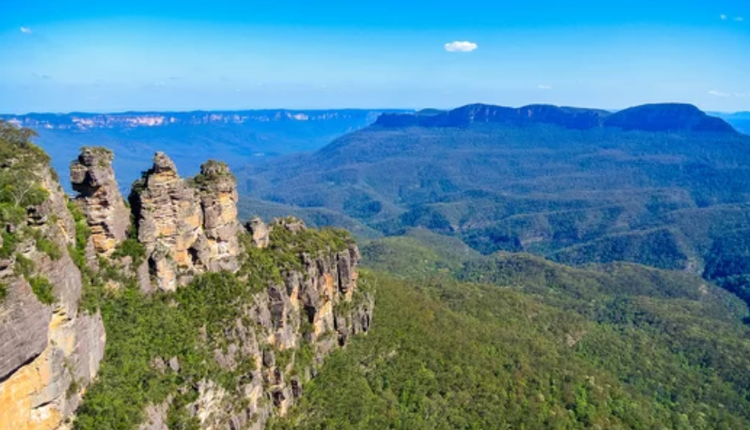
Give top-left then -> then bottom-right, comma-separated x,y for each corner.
32,72 -> 52,80
444,41 -> 478,52
538,85 -> 552,90
708,90 -> 731,97
708,90 -> 748,98
735,16 -> 744,22
720,14 -> 728,20
20,27 -> 32,34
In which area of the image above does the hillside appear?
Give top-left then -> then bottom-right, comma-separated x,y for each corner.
1,109 -> 409,192
269,235 -> 750,429
236,102 -> 750,306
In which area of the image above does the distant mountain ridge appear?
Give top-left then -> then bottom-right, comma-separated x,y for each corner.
0,109 -> 411,193
2,109 -> 410,131
237,101 -> 750,308
376,102 -> 737,133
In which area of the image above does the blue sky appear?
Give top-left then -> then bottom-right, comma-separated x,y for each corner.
1,0 -> 748,113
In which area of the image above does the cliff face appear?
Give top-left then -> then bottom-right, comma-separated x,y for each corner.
0,132 -> 372,430
0,150 -> 105,430
162,220 -> 372,430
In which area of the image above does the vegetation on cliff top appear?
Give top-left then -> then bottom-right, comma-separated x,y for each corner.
0,120 -> 50,226
74,224 -> 356,430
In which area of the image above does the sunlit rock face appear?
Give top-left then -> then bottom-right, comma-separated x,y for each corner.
70,147 -> 130,258
0,165 -> 105,430
130,153 -> 241,292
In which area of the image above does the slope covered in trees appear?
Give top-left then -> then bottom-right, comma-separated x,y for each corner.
236,102 -> 750,307
271,233 -> 750,429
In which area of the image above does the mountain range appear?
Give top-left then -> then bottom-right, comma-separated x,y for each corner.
236,102 -> 750,307
4,103 -> 750,429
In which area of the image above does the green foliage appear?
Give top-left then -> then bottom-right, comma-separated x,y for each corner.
14,253 -> 35,278
272,239 -> 750,429
111,238 -> 147,268
267,224 -> 354,271
237,119 -> 750,310
67,201 -> 91,253
0,120 -> 50,226
29,275 -> 56,305
0,282 -> 6,302
189,159 -> 235,190
35,236 -> 62,260
74,227 -> 350,430
0,231 -> 18,259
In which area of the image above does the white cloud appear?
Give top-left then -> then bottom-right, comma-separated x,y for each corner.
444,41 -> 478,52
538,85 -> 552,90
708,90 -> 731,97
20,27 -> 32,34
720,14 -> 728,20
735,16 -> 744,22
708,90 -> 750,98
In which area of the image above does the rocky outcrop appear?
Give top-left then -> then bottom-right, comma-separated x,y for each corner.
184,222 -> 372,429
193,160 -> 240,273
130,154 -> 241,291
70,147 -> 130,257
0,140 -> 372,430
0,165 -> 106,430
130,152 -> 203,291
246,217 -> 270,249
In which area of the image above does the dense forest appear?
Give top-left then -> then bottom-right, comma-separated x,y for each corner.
271,229 -> 750,429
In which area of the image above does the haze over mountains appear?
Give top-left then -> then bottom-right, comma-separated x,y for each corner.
0,109 -> 409,191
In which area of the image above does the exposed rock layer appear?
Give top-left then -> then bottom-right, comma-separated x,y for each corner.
0,166 -> 106,430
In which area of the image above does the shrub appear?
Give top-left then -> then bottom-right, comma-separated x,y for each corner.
29,276 -> 55,305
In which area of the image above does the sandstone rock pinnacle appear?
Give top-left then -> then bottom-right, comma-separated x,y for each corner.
130,153 -> 240,291
70,147 -> 130,256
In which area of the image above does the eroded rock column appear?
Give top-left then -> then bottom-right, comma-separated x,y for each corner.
70,147 -> 130,256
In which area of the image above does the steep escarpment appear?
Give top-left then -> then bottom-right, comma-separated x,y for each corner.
0,120 -> 373,430
0,124 -> 105,430
74,211 -> 372,430
374,102 -> 736,133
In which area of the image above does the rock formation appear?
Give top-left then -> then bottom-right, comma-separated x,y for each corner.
0,161 -> 105,430
0,142 -> 372,430
166,220 -> 372,429
129,153 -> 243,291
70,147 -> 130,257
246,217 -> 270,249
193,160 -> 240,273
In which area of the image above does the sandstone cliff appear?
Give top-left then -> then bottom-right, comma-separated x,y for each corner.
0,132 -> 372,430
0,141 -> 105,430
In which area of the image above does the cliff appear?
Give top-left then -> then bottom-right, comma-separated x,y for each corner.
0,121 -> 373,430
0,126 -> 105,430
